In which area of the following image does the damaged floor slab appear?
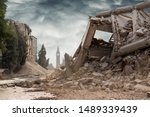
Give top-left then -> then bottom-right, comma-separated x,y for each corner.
64,1 -> 150,76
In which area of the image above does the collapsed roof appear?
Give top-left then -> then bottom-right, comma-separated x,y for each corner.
65,1 -> 150,76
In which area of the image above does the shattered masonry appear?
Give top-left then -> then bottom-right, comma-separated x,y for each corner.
65,1 -> 150,75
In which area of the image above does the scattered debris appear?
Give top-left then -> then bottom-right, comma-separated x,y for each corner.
44,2 -> 150,99
1,1 -> 150,100
64,1 -> 150,76
147,92 -> 150,98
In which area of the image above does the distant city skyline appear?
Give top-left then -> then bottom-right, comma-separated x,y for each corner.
6,0 -> 149,66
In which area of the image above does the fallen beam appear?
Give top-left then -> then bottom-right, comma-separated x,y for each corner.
73,48 -> 88,72
73,42 -> 81,58
90,17 -> 112,32
72,20 -> 96,72
82,21 -> 96,48
136,1 -> 150,10
96,1 -> 150,17
113,38 -> 150,57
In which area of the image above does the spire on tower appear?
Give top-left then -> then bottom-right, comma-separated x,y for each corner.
57,47 -> 60,53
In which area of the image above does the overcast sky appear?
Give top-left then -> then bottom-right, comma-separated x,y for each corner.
6,0 -> 148,67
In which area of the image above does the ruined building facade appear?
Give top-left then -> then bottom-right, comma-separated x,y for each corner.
65,1 -> 150,75
56,47 -> 60,68
7,20 -> 37,62
30,36 -> 37,61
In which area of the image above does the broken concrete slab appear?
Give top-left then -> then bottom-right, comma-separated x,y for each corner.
134,79 -> 143,84
64,1 -> 150,76
92,72 -> 104,77
146,92 -> 150,98
65,53 -> 73,77
123,65 -> 134,75
134,84 -> 150,92
96,1 -> 150,17
101,62 -> 109,69
78,78 -> 93,85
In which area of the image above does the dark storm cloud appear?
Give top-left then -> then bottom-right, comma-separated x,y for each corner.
6,0 -> 149,66
7,0 -> 149,22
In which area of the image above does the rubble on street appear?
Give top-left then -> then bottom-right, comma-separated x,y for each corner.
45,1 -> 150,99
1,1 -> 150,100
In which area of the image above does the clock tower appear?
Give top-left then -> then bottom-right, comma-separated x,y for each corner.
56,47 -> 60,68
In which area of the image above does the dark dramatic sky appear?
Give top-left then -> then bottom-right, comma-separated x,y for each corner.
6,0 -> 149,66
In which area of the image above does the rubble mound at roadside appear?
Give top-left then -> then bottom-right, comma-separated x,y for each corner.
46,48 -> 150,93
46,2 -> 150,97
16,61 -> 48,76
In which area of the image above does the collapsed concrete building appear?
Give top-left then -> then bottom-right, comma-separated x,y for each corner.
65,1 -> 150,76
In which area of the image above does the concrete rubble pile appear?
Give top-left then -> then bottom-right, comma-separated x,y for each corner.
47,2 -> 150,95
64,1 -> 150,74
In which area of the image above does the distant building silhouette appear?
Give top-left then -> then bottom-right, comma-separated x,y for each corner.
47,63 -> 54,70
61,58 -> 65,66
30,36 -> 37,61
56,47 -> 60,68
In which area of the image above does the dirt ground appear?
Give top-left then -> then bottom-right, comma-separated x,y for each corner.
45,87 -> 146,100
0,86 -> 54,100
0,73 -> 149,100
43,48 -> 150,100
0,57 -> 150,100
49,82 -> 150,100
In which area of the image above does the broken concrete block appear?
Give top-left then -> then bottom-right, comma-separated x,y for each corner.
100,56 -> 107,62
79,83 -> 85,89
78,78 -> 93,85
147,92 -> 150,98
112,57 -> 122,64
65,53 -> 73,77
146,80 -> 150,86
134,60 -> 141,72
108,83 -> 116,90
105,70 -> 113,74
134,84 -> 150,92
147,73 -> 150,79
115,82 -> 124,89
136,28 -> 144,37
120,29 -> 128,37
123,65 -> 134,75
134,79 -> 143,84
124,83 -> 133,90
101,62 -> 109,69
92,72 -> 104,77
63,81 -> 75,88
7,83 -> 15,87
106,73 -> 112,79
84,63 -> 89,68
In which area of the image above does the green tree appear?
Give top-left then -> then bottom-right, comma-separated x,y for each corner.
0,0 -> 27,73
0,0 -> 7,19
0,0 -> 7,50
38,44 -> 49,68
2,21 -> 27,73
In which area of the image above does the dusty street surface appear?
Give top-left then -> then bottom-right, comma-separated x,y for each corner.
0,71 -> 150,100
0,87 -> 55,100
45,87 -> 146,100
0,48 -> 150,100
0,75 -> 55,100
0,63 -> 150,100
1,64 -> 150,100
44,70 -> 150,100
